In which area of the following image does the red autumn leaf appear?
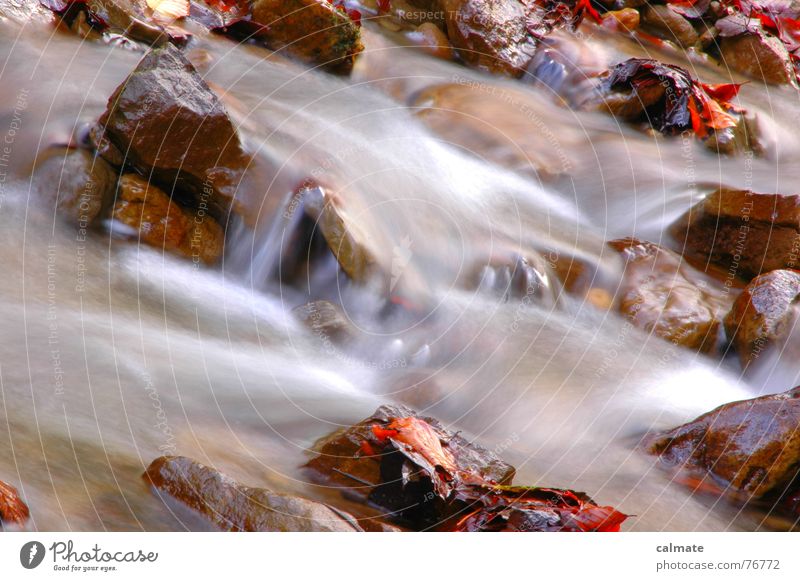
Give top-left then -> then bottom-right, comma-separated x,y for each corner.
701,82 -> 743,103
0,480 -> 30,527
385,417 -> 458,476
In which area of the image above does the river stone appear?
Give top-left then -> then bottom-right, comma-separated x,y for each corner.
441,0 -> 537,77
647,386 -> 800,499
96,43 -> 249,219
305,404 -> 516,503
670,188 -> 800,282
724,269 -> 800,368
144,456 -> 364,531
34,147 -> 117,227
0,0 -> 56,24
609,237 -> 727,353
301,184 -> 377,282
293,300 -> 357,344
719,29 -> 795,85
250,0 -> 364,72
641,5 -> 699,47
112,174 -> 223,264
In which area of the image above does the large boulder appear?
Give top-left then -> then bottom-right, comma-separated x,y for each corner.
647,387 -> 800,500
95,44 -> 250,219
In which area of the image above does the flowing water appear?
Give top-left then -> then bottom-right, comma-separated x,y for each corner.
1,10 -> 799,531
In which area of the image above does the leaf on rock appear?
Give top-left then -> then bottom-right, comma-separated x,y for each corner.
306,405 -> 627,531
599,58 -> 743,138
0,479 -> 30,528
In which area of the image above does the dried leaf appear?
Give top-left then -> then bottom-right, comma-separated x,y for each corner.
0,479 -> 30,527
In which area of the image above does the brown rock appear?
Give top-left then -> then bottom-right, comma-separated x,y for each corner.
250,0 -> 364,72
647,386 -> 800,499
0,479 -> 30,528
33,147 -> 117,227
301,184 -> 376,282
609,237 -> 727,352
670,188 -> 800,281
406,22 -> 454,60
112,174 -> 223,264
719,31 -> 795,85
144,456 -> 365,531
724,269 -> 800,367
305,404 -> 515,505
441,0 -> 537,76
641,5 -> 699,47
601,8 -> 640,32
96,44 -> 250,219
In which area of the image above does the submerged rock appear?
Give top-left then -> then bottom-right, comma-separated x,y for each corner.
95,44 -> 250,219
609,237 -> 727,353
112,174 -> 223,264
724,269 -> 800,368
144,456 -> 364,531
33,147 -> 117,227
0,479 -> 30,528
441,0 -> 537,76
670,188 -> 800,282
647,386 -> 800,500
250,0 -> 364,72
293,300 -> 357,344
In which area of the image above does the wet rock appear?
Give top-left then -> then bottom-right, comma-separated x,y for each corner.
96,44 -> 250,219
305,404 -> 515,506
406,22 -> 454,60
641,5 -> 699,47
609,237 -> 727,353
601,8 -> 640,32
301,184 -> 376,282
441,0 -> 537,76
670,188 -> 800,281
647,386 -> 800,499
250,0 -> 364,72
718,28 -> 795,85
144,456 -> 365,531
470,252 -> 555,305
724,269 -> 800,368
0,479 -> 29,528
188,0 -> 249,29
112,174 -> 224,264
591,59 -> 745,142
33,147 -> 117,226
306,405 -> 626,531
293,300 -> 357,343
0,0 -> 56,24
